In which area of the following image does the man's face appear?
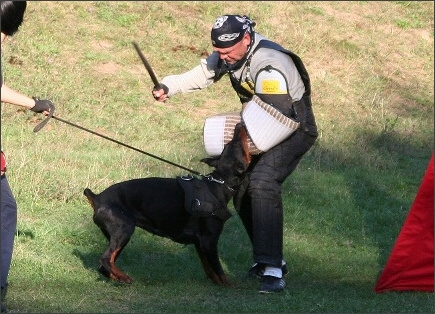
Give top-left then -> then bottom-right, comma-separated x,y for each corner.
213,33 -> 251,64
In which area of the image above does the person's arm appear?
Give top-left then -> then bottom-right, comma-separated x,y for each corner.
152,52 -> 221,102
1,83 -> 53,115
1,83 -> 36,109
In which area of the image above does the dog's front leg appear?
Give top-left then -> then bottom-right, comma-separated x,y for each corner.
194,244 -> 231,286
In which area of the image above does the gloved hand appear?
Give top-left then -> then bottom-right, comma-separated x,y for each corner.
152,84 -> 169,102
30,98 -> 54,113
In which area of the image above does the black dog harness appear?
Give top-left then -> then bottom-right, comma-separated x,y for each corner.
176,175 -> 232,243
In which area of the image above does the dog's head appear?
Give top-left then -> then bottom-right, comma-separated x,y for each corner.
200,123 -> 251,185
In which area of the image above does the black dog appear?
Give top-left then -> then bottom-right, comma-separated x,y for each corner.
83,123 -> 251,286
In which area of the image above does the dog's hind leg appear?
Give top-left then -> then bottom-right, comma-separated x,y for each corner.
94,206 -> 136,284
99,245 -> 133,284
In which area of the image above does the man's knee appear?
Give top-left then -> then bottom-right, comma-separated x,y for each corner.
248,177 -> 281,199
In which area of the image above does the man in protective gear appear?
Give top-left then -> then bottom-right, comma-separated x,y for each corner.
152,14 -> 318,293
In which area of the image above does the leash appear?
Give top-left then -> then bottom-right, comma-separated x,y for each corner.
33,106 -> 202,176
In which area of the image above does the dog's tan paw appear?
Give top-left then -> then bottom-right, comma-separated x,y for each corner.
110,273 -> 133,284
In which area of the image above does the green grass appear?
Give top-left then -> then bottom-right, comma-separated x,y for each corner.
1,1 -> 434,313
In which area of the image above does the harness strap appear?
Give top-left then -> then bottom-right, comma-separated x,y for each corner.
176,175 -> 232,244
176,176 -> 231,220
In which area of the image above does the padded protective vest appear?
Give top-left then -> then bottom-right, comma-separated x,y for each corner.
224,39 -> 312,103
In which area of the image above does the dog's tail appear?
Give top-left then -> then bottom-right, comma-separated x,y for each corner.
83,188 -> 97,211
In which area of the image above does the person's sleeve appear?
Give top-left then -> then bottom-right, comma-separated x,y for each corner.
161,52 -> 221,97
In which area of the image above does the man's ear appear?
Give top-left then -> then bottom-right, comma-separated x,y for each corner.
200,156 -> 219,168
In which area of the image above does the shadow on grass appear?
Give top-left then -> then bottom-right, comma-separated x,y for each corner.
71,231 -> 216,285
298,122 -> 433,288
16,229 -> 35,239
347,129 -> 431,263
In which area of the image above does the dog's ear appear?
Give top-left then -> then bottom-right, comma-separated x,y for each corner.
200,156 -> 219,168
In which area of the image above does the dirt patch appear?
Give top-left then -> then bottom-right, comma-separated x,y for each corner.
91,40 -> 114,51
94,61 -> 120,75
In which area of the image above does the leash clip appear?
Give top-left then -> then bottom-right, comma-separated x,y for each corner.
204,174 -> 225,185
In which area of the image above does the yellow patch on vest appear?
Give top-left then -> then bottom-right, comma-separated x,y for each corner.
261,80 -> 284,94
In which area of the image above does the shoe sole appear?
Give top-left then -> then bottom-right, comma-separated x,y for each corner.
258,289 -> 284,293
258,276 -> 286,293
258,285 -> 286,293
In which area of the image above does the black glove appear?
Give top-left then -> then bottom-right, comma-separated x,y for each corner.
30,98 -> 54,113
152,84 -> 169,100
